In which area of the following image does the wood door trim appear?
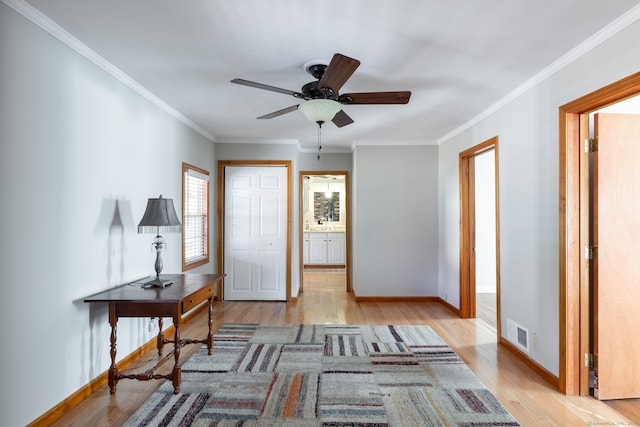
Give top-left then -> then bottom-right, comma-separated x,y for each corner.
217,160 -> 293,301
459,152 -> 475,318
459,136 -> 501,342
559,71 -> 640,395
299,171 -> 351,294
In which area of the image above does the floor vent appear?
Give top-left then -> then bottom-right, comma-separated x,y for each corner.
507,319 -> 529,353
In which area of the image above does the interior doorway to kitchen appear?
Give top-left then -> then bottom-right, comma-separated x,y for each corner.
299,171 -> 350,294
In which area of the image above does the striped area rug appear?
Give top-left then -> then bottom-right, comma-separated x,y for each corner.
124,324 -> 520,426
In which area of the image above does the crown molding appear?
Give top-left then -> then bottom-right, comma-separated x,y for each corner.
437,4 -> 640,145
1,0 -> 216,142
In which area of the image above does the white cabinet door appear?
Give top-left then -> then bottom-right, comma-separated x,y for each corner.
303,233 -> 310,264
309,234 -> 328,264
327,232 -> 345,264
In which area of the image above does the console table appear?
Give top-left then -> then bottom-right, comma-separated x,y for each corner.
84,273 -> 224,394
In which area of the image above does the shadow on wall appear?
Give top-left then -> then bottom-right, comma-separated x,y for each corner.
75,197 -> 137,381
95,197 -> 135,286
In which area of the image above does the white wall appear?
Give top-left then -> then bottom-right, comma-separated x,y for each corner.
352,145 -> 439,297
438,17 -> 640,375
298,151 -> 352,172
0,4 -> 215,425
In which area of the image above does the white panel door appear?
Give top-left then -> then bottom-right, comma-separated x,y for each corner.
224,166 -> 287,300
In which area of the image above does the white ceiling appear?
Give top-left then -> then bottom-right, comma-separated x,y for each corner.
16,0 -> 640,150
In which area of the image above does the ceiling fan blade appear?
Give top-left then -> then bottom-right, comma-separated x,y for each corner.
332,110 -> 354,128
340,91 -> 411,104
317,53 -> 361,93
257,104 -> 299,119
231,78 -> 305,98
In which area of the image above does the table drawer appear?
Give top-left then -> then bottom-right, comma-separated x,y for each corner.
182,284 -> 213,313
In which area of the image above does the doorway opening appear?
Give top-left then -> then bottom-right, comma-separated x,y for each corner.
459,136 -> 501,338
299,171 -> 350,294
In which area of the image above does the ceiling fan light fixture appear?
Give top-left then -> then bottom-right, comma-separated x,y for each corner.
299,99 -> 342,124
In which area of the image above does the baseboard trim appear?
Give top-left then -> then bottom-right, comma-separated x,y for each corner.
354,295 -> 440,302
303,264 -> 346,269
437,297 -> 460,315
499,336 -> 559,388
27,303 -> 208,427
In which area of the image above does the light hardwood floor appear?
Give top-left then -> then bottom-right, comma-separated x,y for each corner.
43,272 -> 638,426
476,292 -> 497,330
474,291 -> 640,423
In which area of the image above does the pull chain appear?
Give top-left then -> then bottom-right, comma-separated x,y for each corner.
316,121 -> 323,160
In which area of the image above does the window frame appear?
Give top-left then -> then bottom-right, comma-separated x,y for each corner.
182,162 -> 210,271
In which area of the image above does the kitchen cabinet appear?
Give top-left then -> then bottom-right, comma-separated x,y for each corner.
309,233 -> 328,264
303,236 -> 310,264
326,232 -> 345,264
303,232 -> 345,265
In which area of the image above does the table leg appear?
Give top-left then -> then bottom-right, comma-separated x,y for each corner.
207,297 -> 214,355
108,305 -> 118,395
156,317 -> 164,356
172,319 -> 181,394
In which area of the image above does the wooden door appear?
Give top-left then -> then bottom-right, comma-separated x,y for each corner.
224,166 -> 287,301
593,113 -> 640,400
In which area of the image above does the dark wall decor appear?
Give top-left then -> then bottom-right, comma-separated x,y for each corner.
314,192 -> 340,222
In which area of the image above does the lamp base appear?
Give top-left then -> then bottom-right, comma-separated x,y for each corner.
141,276 -> 174,288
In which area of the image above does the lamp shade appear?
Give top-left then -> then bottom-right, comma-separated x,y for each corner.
298,99 -> 342,124
137,195 -> 182,233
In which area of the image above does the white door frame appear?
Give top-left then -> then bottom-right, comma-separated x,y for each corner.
217,160 -> 292,301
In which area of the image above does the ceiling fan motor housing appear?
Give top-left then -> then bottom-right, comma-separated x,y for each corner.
305,63 -> 327,80
301,80 -> 335,100
303,62 -> 336,100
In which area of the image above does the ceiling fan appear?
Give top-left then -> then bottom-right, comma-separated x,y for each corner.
231,53 -> 411,128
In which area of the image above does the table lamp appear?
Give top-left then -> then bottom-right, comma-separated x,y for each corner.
137,195 -> 182,288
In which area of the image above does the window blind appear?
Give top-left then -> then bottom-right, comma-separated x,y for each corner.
183,164 -> 209,268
